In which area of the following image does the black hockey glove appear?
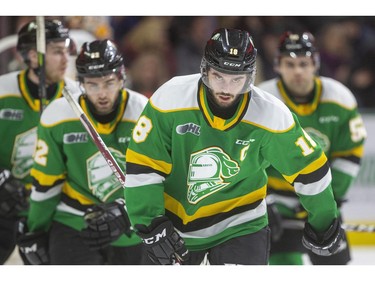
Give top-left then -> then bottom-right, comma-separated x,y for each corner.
16,218 -> 50,265
266,197 -> 284,242
80,198 -> 132,250
136,216 -> 190,265
302,217 -> 345,256
0,169 -> 29,218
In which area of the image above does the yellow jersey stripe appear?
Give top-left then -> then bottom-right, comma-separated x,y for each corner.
30,168 -> 66,186
127,148 -> 172,175
165,185 -> 267,225
283,152 -> 328,183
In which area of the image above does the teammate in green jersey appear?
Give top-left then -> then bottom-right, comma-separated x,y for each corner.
0,18 -> 79,265
123,27 -> 345,265
17,39 -> 150,265
258,31 -> 367,265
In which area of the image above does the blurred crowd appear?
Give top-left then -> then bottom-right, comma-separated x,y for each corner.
1,16 -> 375,107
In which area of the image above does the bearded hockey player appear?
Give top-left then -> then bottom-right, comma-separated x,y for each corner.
123,28 -> 345,265
17,39 -> 150,264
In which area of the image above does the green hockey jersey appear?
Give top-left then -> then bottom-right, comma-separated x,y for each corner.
258,77 -> 366,219
0,70 -> 79,188
124,74 -> 339,251
28,88 -> 148,246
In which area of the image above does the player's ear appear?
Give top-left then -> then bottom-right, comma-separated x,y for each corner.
28,49 -> 38,68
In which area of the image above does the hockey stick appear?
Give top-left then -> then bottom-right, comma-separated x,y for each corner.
282,219 -> 375,233
62,87 -> 126,187
36,16 -> 47,113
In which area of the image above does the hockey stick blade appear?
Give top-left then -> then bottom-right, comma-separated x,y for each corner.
62,87 -> 126,187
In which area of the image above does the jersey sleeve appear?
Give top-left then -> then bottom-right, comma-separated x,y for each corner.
262,113 -> 338,231
329,108 -> 366,201
27,120 -> 66,232
124,101 -> 172,229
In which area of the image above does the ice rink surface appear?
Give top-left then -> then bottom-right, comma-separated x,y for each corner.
2,246 -> 375,281
4,245 -> 375,265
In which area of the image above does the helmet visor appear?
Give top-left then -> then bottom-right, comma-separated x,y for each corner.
201,58 -> 255,94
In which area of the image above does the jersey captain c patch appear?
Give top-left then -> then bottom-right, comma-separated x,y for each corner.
187,147 -> 239,204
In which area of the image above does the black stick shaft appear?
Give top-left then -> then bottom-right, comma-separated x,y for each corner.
62,87 -> 126,187
36,16 -> 47,113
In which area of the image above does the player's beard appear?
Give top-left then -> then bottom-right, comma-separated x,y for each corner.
211,92 -> 242,108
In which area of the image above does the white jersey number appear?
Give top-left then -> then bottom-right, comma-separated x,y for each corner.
295,129 -> 317,156
34,139 -> 49,166
349,116 -> 367,142
132,115 -> 153,143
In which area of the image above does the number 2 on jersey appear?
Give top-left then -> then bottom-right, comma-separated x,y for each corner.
34,139 -> 49,166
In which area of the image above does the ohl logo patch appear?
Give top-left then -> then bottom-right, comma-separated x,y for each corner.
63,132 -> 88,144
176,123 -> 201,136
0,109 -> 23,120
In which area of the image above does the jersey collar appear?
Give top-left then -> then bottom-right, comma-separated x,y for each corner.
277,77 -> 322,116
198,83 -> 250,131
18,70 -> 64,112
79,89 -> 128,134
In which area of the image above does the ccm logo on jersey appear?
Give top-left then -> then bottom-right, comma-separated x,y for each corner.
142,228 -> 167,245
236,139 -> 255,145
319,116 -> 339,123
118,137 -> 131,144
63,133 -> 88,144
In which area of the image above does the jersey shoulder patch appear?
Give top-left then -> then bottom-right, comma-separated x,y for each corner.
124,89 -> 148,122
320,76 -> 357,109
40,93 -> 80,126
257,78 -> 279,94
150,74 -> 200,112
244,86 -> 295,132
0,71 -> 21,97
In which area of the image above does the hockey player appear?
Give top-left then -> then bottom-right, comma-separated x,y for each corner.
123,28 -> 345,265
16,39 -> 150,264
0,18 -> 79,264
258,31 -> 367,265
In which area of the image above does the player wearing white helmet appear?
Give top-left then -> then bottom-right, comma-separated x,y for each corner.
123,27 -> 344,265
